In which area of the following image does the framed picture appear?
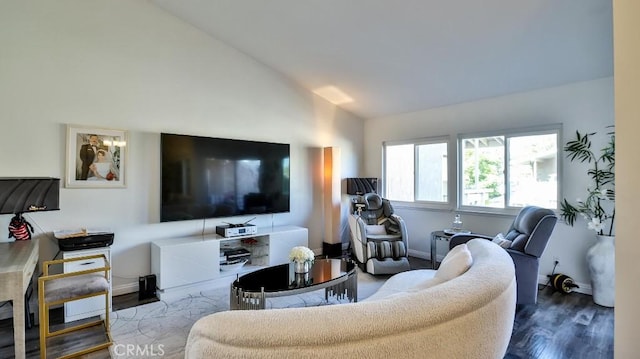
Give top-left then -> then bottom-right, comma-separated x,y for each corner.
66,125 -> 128,188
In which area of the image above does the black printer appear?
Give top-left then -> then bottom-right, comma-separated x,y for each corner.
54,229 -> 114,251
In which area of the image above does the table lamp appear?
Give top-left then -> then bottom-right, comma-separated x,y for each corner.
0,178 -> 60,240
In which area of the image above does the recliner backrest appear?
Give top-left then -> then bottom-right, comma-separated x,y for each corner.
364,192 -> 383,210
505,206 -> 557,257
362,193 -> 384,224
360,193 -> 401,234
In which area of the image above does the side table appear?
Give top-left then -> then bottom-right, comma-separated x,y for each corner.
430,230 -> 471,269
430,231 -> 452,269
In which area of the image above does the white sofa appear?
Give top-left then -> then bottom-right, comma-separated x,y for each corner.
185,239 -> 516,359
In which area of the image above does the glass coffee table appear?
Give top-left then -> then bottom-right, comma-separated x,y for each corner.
230,258 -> 357,310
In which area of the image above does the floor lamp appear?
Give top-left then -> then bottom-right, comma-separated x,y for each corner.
323,147 -> 342,257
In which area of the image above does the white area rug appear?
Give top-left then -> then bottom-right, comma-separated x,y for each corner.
109,269 -> 386,358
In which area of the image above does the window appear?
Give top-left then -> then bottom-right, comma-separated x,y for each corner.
384,138 -> 448,203
459,127 -> 559,210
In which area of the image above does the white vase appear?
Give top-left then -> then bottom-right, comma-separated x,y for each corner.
586,234 -> 615,307
294,261 -> 310,273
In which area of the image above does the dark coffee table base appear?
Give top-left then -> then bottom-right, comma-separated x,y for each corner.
230,266 -> 357,310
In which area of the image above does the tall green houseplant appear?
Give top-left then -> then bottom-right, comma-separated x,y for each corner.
560,129 -> 615,236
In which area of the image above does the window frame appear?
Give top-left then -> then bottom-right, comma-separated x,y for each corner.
457,124 -> 562,215
382,135 -> 452,210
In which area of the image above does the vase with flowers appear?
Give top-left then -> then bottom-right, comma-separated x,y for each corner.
289,246 -> 315,273
560,128 -> 615,307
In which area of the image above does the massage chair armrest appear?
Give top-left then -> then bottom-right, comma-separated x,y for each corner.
353,216 -> 368,241
449,234 -> 493,249
348,216 -> 369,264
390,214 -> 408,244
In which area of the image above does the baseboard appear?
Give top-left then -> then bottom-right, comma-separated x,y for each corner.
113,282 -> 140,296
155,277 -> 235,302
408,248 -> 449,263
408,249 -> 429,260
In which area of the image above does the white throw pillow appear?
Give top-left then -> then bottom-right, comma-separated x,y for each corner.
492,233 -> 513,249
435,244 -> 473,281
366,225 -> 387,235
440,242 -> 467,266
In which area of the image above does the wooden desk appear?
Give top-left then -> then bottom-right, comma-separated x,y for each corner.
0,240 -> 39,359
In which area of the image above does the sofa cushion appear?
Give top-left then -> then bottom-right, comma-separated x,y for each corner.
44,274 -> 109,303
435,244 -> 473,281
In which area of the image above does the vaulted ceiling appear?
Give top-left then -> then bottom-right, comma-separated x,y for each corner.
151,0 -> 613,119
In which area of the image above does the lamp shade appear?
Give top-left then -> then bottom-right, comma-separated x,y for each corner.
0,178 -> 60,214
346,178 -> 378,195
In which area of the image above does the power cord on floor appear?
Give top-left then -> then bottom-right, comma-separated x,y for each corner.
540,260 -> 559,291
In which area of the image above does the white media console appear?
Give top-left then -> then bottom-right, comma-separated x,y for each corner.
151,225 -> 308,300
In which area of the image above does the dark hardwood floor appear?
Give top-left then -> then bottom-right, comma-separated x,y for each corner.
0,257 -> 613,358
507,287 -> 614,359
409,256 -> 614,359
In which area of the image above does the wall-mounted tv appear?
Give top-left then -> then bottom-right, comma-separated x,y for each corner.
161,133 -> 290,222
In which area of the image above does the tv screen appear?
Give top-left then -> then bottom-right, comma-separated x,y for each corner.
161,133 -> 290,222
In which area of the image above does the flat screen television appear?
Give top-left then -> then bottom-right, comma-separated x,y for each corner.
161,133 -> 290,222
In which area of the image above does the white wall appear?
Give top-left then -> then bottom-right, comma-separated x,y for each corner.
613,0 -> 640,356
0,0 -> 364,296
364,77 -> 614,290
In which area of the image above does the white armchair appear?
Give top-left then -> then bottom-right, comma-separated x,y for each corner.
348,193 -> 411,275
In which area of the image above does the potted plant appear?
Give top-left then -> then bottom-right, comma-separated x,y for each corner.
560,128 -> 615,307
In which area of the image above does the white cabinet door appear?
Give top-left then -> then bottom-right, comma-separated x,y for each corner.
62,248 -> 111,323
268,228 -> 309,265
153,239 -> 219,290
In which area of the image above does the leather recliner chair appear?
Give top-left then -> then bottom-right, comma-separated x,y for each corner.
449,205 -> 557,304
348,193 -> 411,275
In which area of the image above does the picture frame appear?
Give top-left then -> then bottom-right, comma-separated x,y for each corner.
66,125 -> 128,188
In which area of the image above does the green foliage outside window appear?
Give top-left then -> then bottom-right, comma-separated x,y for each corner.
464,153 -> 503,202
